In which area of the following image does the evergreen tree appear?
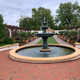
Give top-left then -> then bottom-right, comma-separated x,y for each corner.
0,14 -> 6,40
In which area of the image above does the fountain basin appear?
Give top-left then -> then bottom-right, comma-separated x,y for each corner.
9,44 -> 80,63
40,26 -> 49,30
35,33 -> 55,37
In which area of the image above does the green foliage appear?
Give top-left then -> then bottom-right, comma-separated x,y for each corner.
19,31 -> 27,37
72,40 -> 76,43
16,32 -> 20,35
16,40 -> 22,44
59,31 -> 65,35
32,32 -> 38,35
59,30 -> 78,36
32,7 -> 55,30
56,33 -> 59,35
17,7 -> 55,30
17,31 -> 27,37
14,35 -> 23,44
70,30 -> 78,36
64,30 -> 70,35
17,15 -> 33,29
76,19 -> 80,26
0,40 -> 3,44
55,1 -> 80,27
0,14 -> 6,40
14,36 -> 22,40
27,32 -> 32,36
69,37 -> 74,40
4,37 -> 15,44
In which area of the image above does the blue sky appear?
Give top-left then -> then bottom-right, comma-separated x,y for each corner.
0,0 -> 80,26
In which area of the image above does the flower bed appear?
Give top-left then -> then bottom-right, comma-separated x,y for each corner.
57,30 -> 80,46
57,34 -> 77,46
14,31 -> 38,46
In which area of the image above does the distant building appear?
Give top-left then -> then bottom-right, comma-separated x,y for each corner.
46,28 -> 53,33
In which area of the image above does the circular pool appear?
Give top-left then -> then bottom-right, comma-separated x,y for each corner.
9,44 -> 80,63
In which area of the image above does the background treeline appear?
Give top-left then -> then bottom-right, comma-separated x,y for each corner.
17,1 -> 80,30
17,7 -> 55,30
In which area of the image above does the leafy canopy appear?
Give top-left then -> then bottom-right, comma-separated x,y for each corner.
55,1 -> 80,27
17,7 -> 55,30
0,14 -> 6,40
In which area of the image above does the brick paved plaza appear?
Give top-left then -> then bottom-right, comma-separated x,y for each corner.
0,50 -> 80,80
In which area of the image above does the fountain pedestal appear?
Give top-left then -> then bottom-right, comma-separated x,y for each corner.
40,37 -> 51,51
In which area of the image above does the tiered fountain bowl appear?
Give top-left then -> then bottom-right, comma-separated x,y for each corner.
35,17 -> 55,51
9,18 -> 80,63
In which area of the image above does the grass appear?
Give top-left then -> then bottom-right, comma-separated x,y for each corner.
37,37 -> 58,44
0,43 -> 15,47
0,44 -> 10,47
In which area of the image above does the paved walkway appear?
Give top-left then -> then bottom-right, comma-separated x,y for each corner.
53,35 -> 73,46
0,50 -> 80,80
24,35 -> 73,46
0,36 -> 80,80
23,37 -> 42,46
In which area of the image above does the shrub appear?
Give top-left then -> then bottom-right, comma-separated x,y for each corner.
19,31 -> 27,37
14,36 -> 21,40
32,32 -> 38,35
70,30 -> 78,36
16,32 -> 20,36
59,31 -> 65,35
64,30 -> 70,35
69,37 -> 74,40
27,32 -> 32,36
4,37 -> 15,44
59,30 -> 70,36
16,31 -> 27,37
56,33 -> 59,35
16,40 -> 22,44
72,40 -> 76,44
0,40 -> 3,44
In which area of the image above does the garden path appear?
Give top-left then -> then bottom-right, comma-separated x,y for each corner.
53,35 -> 73,46
24,35 -> 73,46
23,37 -> 42,46
23,35 -> 73,46
0,36 -> 80,80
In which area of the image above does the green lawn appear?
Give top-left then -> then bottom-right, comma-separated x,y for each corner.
0,43 -> 15,47
37,37 -> 58,44
0,44 -> 10,47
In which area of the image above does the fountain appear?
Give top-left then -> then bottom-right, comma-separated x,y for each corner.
35,17 -> 55,52
9,17 -> 80,63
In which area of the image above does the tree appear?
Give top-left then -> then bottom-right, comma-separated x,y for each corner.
76,19 -> 80,26
0,14 -> 6,40
32,7 -> 55,29
17,15 -> 34,29
55,1 -> 80,27
17,7 -> 55,30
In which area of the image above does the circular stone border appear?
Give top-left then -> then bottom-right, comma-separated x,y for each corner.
9,44 -> 80,63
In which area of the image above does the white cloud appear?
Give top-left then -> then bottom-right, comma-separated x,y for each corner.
0,0 -> 80,26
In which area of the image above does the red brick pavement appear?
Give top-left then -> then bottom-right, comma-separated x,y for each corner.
0,50 -> 80,80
